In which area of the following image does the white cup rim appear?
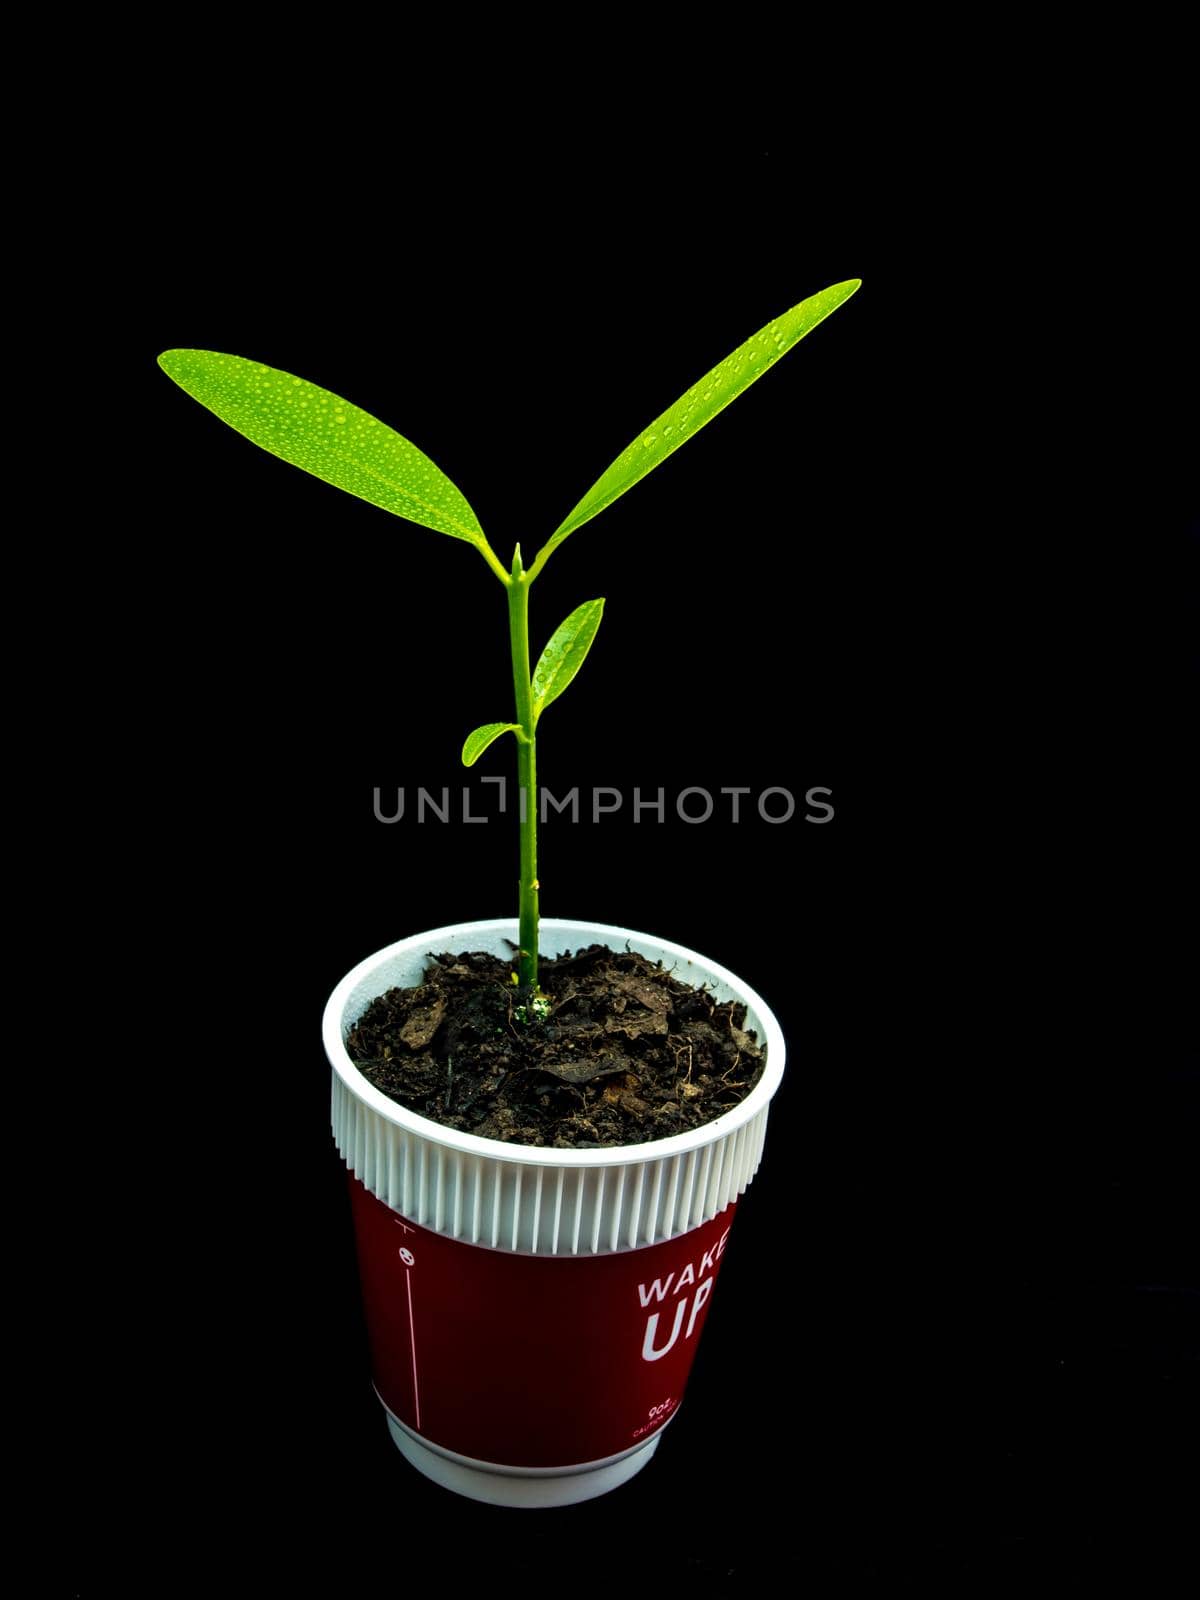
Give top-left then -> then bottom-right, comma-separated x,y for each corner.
323,917 -> 786,1169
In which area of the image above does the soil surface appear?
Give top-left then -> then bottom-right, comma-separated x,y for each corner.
347,944 -> 765,1148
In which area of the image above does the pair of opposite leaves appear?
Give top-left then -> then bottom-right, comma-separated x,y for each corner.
159,279 -> 861,764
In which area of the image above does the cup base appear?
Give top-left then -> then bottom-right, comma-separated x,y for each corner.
384,1414 -> 662,1507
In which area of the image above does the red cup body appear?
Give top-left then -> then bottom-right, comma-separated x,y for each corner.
349,1173 -> 738,1469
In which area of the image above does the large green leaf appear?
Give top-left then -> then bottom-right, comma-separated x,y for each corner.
158,350 -> 487,548
530,279 -> 861,573
462,722 -> 520,767
532,599 -> 605,723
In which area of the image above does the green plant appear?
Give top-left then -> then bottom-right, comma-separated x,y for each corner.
159,279 -> 860,989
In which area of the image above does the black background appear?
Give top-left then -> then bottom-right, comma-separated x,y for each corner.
56,148 -> 1195,1590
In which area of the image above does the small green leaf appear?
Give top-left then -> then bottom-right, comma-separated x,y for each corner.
532,599 -> 605,723
462,722 -> 520,767
158,350 -> 487,548
531,279 -> 862,571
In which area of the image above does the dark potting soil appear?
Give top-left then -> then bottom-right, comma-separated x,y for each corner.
347,945 -> 765,1149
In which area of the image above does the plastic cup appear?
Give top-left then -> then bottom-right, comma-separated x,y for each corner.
324,918 -> 785,1507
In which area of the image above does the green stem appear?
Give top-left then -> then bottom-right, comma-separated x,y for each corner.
478,538 -> 512,586
507,552 -> 538,988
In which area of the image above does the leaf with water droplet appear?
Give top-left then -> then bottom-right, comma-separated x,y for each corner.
462,722 -> 521,767
158,350 -> 491,552
529,279 -> 861,571
531,599 -> 605,724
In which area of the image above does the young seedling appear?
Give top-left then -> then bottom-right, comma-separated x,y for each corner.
159,279 -> 860,992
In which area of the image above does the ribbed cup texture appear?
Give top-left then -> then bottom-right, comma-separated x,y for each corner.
332,1074 -> 769,1255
